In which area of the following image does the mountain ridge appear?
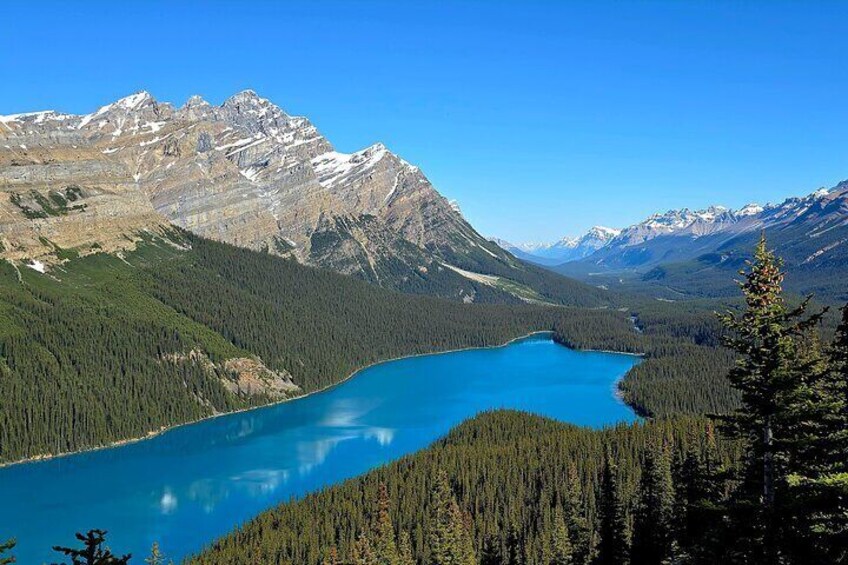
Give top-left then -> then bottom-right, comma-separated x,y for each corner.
551,181 -> 848,300
0,90 -> 607,306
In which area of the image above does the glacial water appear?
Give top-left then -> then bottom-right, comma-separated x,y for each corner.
0,333 -> 639,563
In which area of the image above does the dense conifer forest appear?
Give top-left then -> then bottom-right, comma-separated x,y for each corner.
189,412 -> 739,565
189,237 -> 848,565
0,231 -> 747,464
1,234 -> 845,564
0,236 -> 570,463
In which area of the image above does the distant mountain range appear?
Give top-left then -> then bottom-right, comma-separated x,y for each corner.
501,182 -> 848,301
492,226 -> 621,265
0,90 -> 604,306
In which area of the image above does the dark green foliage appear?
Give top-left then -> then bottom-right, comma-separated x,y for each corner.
0,260 -> 249,462
552,302 -> 739,416
674,425 -> 725,564
0,232 -> 600,464
373,484 -> 400,565
717,235 -> 827,562
184,238 -> 848,565
549,506 -> 574,565
397,532 -> 415,565
51,529 -> 130,565
148,234 -> 573,395
189,412 -> 738,565
595,456 -> 628,565
428,471 -> 476,565
630,442 -> 674,564
0,229 -> 741,464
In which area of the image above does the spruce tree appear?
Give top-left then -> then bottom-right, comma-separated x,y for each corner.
718,234 -> 824,562
322,546 -> 341,565
373,483 -> 400,565
630,442 -> 675,565
480,535 -> 503,565
428,471 -> 476,565
397,531 -> 415,565
550,506 -> 574,565
676,424 -> 725,564
51,530 -> 131,565
144,542 -> 164,565
595,455 -> 628,565
565,464 -> 590,564
350,532 -> 377,565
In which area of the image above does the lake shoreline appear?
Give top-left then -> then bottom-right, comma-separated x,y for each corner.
4,330 -> 623,469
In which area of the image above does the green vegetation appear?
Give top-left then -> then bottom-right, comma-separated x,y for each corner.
52,529 -> 130,565
1,228 -> 749,464
1,234 -> 844,564
715,236 -> 848,563
146,234 -> 573,395
552,302 -> 738,416
189,236 -> 847,565
0,234 -> 578,463
189,412 -> 738,565
8,187 -> 88,219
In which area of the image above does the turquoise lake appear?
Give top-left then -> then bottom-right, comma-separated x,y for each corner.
0,333 -> 640,564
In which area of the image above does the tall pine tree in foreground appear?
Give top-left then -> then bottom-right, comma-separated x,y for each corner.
51,529 -> 131,565
718,234 -> 825,563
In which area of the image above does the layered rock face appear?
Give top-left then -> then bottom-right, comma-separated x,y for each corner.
1,91 -> 514,295
0,102 -> 170,261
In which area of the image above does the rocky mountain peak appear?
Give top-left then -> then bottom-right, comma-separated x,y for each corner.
2,89 -> 515,302
223,89 -> 281,114
586,225 -> 620,239
183,94 -> 209,108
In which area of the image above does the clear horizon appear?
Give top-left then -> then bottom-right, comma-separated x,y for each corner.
3,0 -> 846,242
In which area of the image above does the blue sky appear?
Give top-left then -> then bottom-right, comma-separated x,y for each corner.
2,1 -> 847,242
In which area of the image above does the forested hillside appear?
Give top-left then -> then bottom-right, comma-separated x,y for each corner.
0,233 -> 584,464
552,301 -> 738,417
192,237 -> 848,565
191,411 -> 739,565
0,229 -> 759,464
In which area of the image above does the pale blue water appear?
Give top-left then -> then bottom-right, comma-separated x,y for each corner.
0,334 -> 639,564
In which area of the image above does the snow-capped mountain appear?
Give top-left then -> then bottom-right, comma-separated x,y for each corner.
589,186 -> 846,265
556,182 -> 848,300
496,226 -> 621,264
1,90 -> 601,305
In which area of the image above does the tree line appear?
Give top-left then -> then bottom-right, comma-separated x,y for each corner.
188,235 -> 848,564
1,236 -> 845,563
0,231 -> 743,464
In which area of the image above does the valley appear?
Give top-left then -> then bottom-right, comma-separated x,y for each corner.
504,181 -> 848,303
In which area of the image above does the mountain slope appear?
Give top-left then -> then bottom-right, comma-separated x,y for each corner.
1,91 -> 604,305
0,232 -> 584,464
555,181 -> 848,301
